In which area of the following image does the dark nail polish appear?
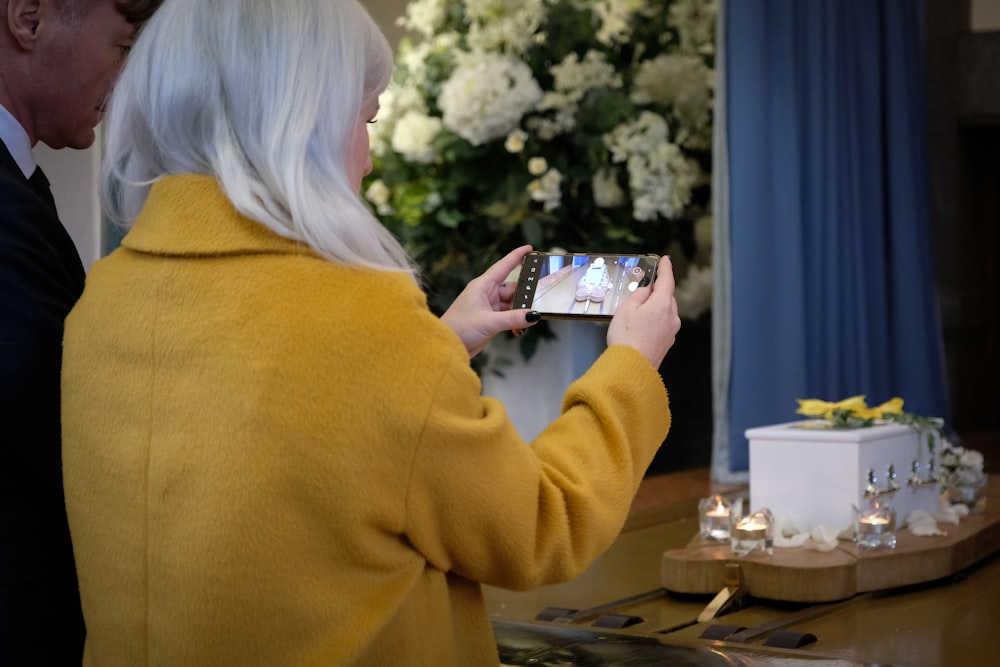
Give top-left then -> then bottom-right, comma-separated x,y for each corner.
526,311 -> 542,323
638,278 -> 650,287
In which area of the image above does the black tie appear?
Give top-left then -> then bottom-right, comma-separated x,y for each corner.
28,165 -> 57,210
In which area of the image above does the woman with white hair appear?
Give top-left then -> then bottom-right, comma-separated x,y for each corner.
61,0 -> 681,664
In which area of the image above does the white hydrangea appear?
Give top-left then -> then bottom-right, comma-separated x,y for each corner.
390,110 -> 443,164
631,53 -> 713,142
674,263 -> 713,320
465,0 -> 547,56
592,167 -> 625,208
604,111 -> 702,221
396,0 -> 448,39
668,0 -> 718,55
438,50 -> 542,146
594,0 -> 644,46
397,40 -> 434,78
532,50 -> 622,138
528,168 -> 562,212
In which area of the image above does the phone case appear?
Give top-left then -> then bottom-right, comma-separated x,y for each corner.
512,252 -> 659,321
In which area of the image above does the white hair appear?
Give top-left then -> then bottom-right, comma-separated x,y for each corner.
100,0 -> 415,274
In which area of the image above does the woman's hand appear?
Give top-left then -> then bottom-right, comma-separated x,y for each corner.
607,255 -> 682,368
440,245 -> 542,358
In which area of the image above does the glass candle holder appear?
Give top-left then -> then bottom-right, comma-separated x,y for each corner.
730,508 -> 774,557
854,503 -> 897,549
698,495 -> 732,541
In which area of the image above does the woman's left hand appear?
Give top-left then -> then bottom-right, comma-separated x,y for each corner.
440,245 -> 541,358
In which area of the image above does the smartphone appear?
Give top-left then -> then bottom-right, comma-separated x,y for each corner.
511,252 -> 659,321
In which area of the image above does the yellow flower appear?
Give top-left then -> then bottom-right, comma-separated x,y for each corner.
871,397 -> 904,418
795,398 -> 837,418
851,397 -> 904,420
832,395 -> 868,415
796,395 -> 869,419
792,395 -> 943,456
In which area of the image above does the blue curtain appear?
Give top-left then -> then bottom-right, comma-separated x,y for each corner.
719,0 -> 950,474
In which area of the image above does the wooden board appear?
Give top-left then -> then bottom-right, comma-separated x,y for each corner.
661,475 -> 999,602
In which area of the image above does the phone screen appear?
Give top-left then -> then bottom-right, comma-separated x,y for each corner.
512,252 -> 658,320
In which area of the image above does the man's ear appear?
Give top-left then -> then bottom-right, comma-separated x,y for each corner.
8,0 -> 44,50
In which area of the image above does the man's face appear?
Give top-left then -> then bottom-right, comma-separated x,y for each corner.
32,0 -> 136,149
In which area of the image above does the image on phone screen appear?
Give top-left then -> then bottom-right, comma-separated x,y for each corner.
512,252 -> 658,320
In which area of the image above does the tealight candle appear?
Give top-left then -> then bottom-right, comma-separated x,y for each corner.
854,504 -> 897,549
730,509 -> 774,557
698,495 -> 732,541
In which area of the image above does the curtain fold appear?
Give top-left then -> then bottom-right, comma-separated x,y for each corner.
714,0 -> 949,478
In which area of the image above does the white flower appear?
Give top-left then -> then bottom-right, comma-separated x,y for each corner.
364,179 -> 394,216
465,0 -> 547,55
504,129 -> 528,153
532,50 -> 622,138
371,82 -> 429,157
438,50 -> 542,146
527,156 -> 548,175
594,0 -> 644,46
425,191 -> 443,209
604,111 -> 702,220
668,0 -> 718,55
390,110 -> 442,164
396,0 -> 448,38
528,168 -> 562,211
592,167 -> 625,208
632,53 -> 713,142
960,449 -> 985,471
938,444 -> 986,488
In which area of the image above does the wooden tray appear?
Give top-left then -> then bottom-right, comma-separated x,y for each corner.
661,475 -> 999,602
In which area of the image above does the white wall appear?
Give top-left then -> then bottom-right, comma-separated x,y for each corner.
360,0 -> 408,45
972,0 -> 1000,30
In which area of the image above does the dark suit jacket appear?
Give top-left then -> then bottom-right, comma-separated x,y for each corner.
0,141 -> 86,660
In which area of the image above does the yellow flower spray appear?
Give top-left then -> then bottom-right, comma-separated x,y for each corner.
795,395 -> 943,454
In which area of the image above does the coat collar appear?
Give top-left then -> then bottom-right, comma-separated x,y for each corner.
122,174 -> 316,258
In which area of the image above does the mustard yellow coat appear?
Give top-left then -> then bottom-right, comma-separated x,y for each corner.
62,175 -> 671,666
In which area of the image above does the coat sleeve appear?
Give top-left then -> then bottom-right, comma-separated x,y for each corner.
402,341 -> 670,591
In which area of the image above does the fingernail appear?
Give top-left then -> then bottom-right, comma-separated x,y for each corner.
638,278 -> 650,287
526,310 -> 542,323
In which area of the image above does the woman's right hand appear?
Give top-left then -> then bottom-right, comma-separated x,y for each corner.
606,255 -> 682,368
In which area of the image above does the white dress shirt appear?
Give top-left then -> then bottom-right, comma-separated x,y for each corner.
0,103 -> 36,178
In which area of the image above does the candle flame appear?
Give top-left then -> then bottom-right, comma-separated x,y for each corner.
861,516 -> 890,525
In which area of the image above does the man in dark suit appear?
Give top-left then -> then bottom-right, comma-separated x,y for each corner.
0,1 -> 161,662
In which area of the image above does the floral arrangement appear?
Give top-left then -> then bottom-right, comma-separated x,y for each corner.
937,444 -> 986,490
364,0 -> 717,357
794,395 -> 945,455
